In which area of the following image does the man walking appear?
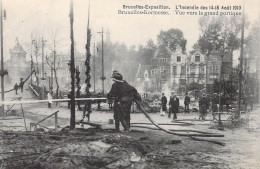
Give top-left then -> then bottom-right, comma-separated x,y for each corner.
169,92 -> 179,120
14,83 -> 19,95
184,93 -> 190,113
160,93 -> 167,116
19,78 -> 24,93
199,93 -> 209,120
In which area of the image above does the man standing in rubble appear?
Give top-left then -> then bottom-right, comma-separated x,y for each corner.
199,93 -> 209,120
169,92 -> 179,120
184,93 -> 190,113
160,93 -> 167,116
108,72 -> 140,132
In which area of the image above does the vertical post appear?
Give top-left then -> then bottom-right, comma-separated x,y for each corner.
20,103 -> 27,131
93,41 -> 96,93
41,38 -> 46,99
55,112 -> 58,130
101,27 -> 104,95
31,35 -> 34,84
238,0 -> 245,119
0,0 -> 4,114
98,28 -> 105,95
70,0 -> 76,129
42,38 -> 45,79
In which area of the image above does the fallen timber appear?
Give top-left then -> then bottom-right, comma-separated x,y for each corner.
131,125 -> 220,135
134,100 -> 225,145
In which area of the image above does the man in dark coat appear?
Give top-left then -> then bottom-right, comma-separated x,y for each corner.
199,93 -> 209,120
108,72 -> 139,132
184,93 -> 190,113
160,93 -> 167,116
169,92 -> 179,120
14,83 -> 19,95
19,79 -> 24,93
97,93 -> 101,110
211,93 -> 219,113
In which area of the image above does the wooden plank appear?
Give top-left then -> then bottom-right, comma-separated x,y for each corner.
35,111 -> 59,125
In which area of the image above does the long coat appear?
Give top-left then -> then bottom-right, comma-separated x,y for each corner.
169,97 -> 179,113
161,96 -> 167,111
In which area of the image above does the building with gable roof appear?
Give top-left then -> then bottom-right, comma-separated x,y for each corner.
187,50 -> 206,85
170,45 -> 188,91
5,38 -> 31,85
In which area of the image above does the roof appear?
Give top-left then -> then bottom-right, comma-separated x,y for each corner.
9,39 -> 27,55
208,49 -> 232,63
136,64 -> 151,78
154,45 -> 172,58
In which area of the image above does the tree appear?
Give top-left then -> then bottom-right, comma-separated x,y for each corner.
157,28 -> 187,52
139,39 -> 156,65
45,40 -> 60,100
196,16 -> 246,56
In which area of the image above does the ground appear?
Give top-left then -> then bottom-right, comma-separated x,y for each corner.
0,89 -> 260,168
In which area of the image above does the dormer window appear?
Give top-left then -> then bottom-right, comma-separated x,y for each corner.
195,54 -> 200,62
177,56 -> 181,62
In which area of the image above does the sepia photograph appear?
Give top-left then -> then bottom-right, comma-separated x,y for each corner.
0,0 -> 259,168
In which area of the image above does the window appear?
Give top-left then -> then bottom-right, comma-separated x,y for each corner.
223,74 -> 229,80
172,66 -> 177,75
144,72 -> 148,78
190,65 -> 196,73
210,65 -> 219,73
199,65 -> 204,73
160,66 -> 166,75
209,65 -> 213,73
195,54 -> 200,62
181,66 -> 185,74
177,56 -> 181,62
214,65 -> 219,72
151,70 -> 154,75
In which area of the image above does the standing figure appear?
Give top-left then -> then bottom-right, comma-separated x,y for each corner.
14,83 -> 19,95
199,93 -> 209,120
19,78 -> 24,92
211,93 -> 219,113
184,93 -> 190,113
169,92 -> 179,120
97,93 -> 101,110
160,93 -> 167,116
107,93 -> 113,110
47,91 -> 53,108
108,72 -> 139,132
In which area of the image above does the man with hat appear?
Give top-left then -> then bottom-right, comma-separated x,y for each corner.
199,93 -> 209,120
169,92 -> 179,120
160,93 -> 167,116
184,93 -> 190,113
108,72 -> 137,132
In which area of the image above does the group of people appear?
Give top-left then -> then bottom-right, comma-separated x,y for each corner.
108,70 -> 141,132
13,79 -> 25,95
160,92 -> 211,121
160,92 -> 191,120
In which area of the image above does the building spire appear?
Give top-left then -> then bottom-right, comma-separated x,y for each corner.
16,37 -> 19,44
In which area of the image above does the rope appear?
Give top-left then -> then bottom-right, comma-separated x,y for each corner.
0,70 -> 35,94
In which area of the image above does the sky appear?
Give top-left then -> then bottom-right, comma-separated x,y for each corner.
2,0 -> 260,63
